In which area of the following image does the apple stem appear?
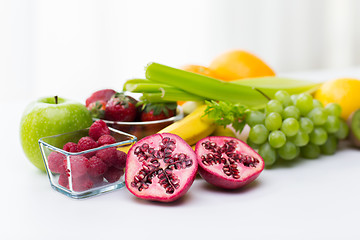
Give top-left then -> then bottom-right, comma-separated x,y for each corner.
54,96 -> 58,104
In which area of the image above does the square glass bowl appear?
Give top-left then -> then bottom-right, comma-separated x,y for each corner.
39,127 -> 137,199
94,106 -> 183,140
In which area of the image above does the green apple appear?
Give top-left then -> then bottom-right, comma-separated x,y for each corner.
20,96 -> 93,171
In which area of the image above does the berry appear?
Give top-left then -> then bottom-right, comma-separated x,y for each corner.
88,156 -> 108,177
104,167 -> 123,183
104,92 -> 137,122
89,120 -> 110,141
72,174 -> 94,191
113,150 -> 127,169
97,134 -> 116,146
85,89 -> 116,107
48,152 -> 66,174
96,147 -> 118,166
67,155 -> 89,178
63,142 -> 78,152
140,102 -> 177,122
90,175 -> 104,185
87,100 -> 106,119
77,136 -> 98,151
58,174 -> 69,188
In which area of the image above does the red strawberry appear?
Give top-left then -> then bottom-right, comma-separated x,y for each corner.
140,102 -> 177,121
85,89 -> 116,107
87,100 -> 106,119
104,92 -> 137,122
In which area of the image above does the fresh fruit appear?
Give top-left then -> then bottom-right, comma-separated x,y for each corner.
104,92 -> 137,121
89,120 -> 111,141
20,96 -> 93,171
181,64 -> 219,78
85,89 -> 116,107
347,109 -> 360,147
87,100 -> 106,119
46,120 -> 127,191
208,50 -> 275,81
158,104 -> 216,146
125,133 -> 197,202
97,134 -> 116,146
314,78 -> 360,119
245,90 -> 347,166
195,136 -> 264,189
140,102 -> 177,122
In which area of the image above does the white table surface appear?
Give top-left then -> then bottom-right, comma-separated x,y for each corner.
3,68 -> 360,240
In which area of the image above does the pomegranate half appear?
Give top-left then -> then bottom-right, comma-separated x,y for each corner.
195,136 -> 264,189
125,133 -> 197,202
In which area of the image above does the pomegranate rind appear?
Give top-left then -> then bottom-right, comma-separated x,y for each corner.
195,136 -> 264,189
125,133 -> 197,202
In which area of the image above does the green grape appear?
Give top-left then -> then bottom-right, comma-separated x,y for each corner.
290,130 -> 309,147
265,112 -> 282,131
335,119 -> 349,140
324,115 -> 340,133
301,143 -> 321,159
246,110 -> 265,127
246,139 -> 260,150
312,99 -> 324,108
258,142 -> 277,166
320,134 -> 338,155
275,90 -> 291,107
278,141 -> 298,160
325,103 -> 342,117
290,94 -> 299,105
310,127 -> 328,145
265,100 -> 283,115
295,93 -> 313,116
281,118 -> 299,137
268,130 -> 286,148
307,107 -> 328,126
282,106 -> 300,119
248,124 -> 269,145
299,117 -> 314,134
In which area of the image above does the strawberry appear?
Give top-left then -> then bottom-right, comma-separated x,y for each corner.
140,102 -> 177,121
87,100 -> 106,119
85,89 -> 116,107
104,92 -> 137,121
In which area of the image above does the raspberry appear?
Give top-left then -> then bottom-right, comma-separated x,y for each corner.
113,150 -> 127,169
48,152 -> 66,174
77,137 -> 98,151
97,134 -> 116,146
90,175 -> 104,185
58,174 -> 69,188
89,120 -> 110,141
77,136 -> 98,158
88,156 -> 108,177
67,155 -> 89,178
72,174 -> 94,192
96,147 -> 118,166
63,142 -> 78,152
104,167 -> 124,183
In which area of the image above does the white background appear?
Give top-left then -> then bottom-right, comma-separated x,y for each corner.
2,1 -> 360,239
1,0 -> 360,102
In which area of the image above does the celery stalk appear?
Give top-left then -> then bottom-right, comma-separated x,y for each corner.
141,88 -> 205,102
145,63 -> 268,107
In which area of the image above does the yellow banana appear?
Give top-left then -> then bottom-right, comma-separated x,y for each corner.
158,104 -> 216,145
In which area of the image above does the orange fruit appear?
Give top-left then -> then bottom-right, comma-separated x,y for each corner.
181,64 -> 219,78
314,78 -> 360,120
209,50 -> 275,81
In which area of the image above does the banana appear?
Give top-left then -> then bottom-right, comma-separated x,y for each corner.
158,104 -> 216,145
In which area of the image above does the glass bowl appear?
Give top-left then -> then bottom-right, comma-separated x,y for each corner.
39,127 -> 137,199
94,106 -> 183,140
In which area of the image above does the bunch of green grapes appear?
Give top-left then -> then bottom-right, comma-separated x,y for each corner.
246,90 -> 349,166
